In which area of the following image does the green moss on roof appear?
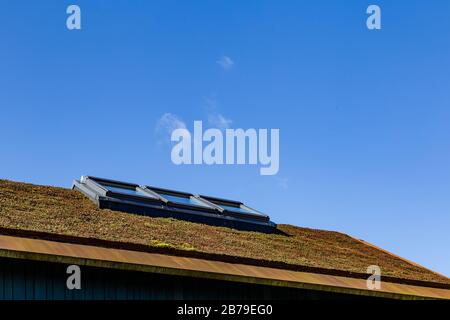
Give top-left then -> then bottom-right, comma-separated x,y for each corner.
0,179 -> 448,285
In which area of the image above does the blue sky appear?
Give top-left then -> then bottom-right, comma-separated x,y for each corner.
1,1 -> 450,276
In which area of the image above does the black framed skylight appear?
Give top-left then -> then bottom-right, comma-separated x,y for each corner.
199,195 -> 269,222
146,186 -> 215,211
73,176 -> 277,233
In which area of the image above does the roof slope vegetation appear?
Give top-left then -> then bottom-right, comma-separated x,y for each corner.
0,179 -> 448,286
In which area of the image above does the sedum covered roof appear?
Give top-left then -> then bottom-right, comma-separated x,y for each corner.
0,179 -> 449,287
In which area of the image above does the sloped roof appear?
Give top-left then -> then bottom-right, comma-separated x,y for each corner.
0,179 -> 449,288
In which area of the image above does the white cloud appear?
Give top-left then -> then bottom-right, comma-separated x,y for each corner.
207,112 -> 233,130
217,56 -> 234,70
155,113 -> 187,144
203,97 -> 233,130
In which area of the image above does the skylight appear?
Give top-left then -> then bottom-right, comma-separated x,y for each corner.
73,176 -> 276,233
217,203 -> 260,215
199,195 -> 269,220
157,192 -> 211,208
102,184 -> 157,199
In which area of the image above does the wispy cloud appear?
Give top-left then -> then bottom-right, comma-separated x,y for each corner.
275,177 -> 288,190
204,97 -> 233,130
208,113 -> 233,130
217,56 -> 234,70
155,113 -> 187,144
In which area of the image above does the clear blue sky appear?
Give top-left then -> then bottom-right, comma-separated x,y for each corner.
1,1 -> 449,277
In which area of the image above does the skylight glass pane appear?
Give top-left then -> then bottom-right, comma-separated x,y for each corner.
160,193 -> 211,208
103,184 -> 155,198
217,203 -> 263,215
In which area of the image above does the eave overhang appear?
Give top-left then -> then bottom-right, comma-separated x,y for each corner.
0,235 -> 448,300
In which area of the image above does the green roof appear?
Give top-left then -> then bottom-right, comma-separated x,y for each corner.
0,178 -> 448,287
